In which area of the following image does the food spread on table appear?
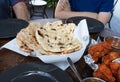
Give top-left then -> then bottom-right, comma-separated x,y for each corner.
16,21 -> 82,55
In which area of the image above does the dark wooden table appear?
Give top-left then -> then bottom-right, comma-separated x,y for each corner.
0,38 -> 90,82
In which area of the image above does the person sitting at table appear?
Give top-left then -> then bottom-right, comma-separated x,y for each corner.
0,0 -> 30,21
54,0 -> 114,25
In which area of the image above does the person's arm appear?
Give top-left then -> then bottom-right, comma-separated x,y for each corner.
97,0 -> 114,25
55,0 -> 85,19
97,12 -> 111,25
13,1 -> 30,21
55,0 -> 98,19
55,0 -> 71,19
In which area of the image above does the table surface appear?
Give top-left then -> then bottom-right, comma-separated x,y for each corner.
0,42 -> 89,82
0,19 -> 119,82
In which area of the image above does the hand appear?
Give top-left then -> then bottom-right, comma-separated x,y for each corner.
58,0 -> 70,10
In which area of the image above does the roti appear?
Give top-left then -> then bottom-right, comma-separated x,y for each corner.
35,21 -> 82,54
16,21 -> 82,55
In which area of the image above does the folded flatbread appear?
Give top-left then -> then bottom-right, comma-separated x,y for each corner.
35,21 -> 82,54
16,21 -> 82,55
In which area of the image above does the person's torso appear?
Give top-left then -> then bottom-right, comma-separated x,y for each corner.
68,0 -> 114,13
0,0 -> 20,20
0,0 -> 11,20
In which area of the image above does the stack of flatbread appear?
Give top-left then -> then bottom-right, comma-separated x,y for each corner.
16,21 -> 82,55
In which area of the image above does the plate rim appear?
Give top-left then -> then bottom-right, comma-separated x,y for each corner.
65,16 -> 104,33
0,62 -> 73,82
0,18 -> 29,38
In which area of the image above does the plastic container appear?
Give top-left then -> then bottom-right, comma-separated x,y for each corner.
104,36 -> 120,49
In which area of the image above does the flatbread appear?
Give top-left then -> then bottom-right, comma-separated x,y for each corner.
16,23 -> 41,52
16,28 -> 33,52
16,22 -> 60,55
16,21 -> 82,55
35,21 -> 82,54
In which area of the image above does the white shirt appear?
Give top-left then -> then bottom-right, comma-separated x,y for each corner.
110,0 -> 120,33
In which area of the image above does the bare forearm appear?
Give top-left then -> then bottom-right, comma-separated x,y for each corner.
13,2 -> 30,21
55,0 -> 111,25
55,0 -> 98,19
97,12 -> 111,25
55,11 -> 98,19
55,11 -> 111,25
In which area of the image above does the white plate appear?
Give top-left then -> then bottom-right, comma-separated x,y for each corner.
30,0 -> 47,6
